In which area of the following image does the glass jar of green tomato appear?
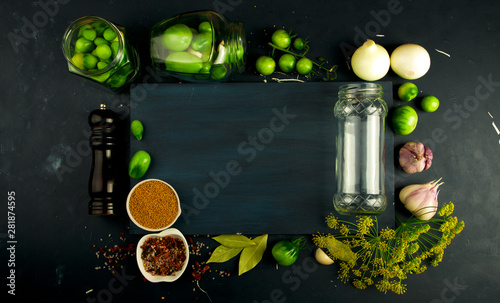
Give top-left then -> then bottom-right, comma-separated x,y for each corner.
62,16 -> 140,91
150,11 -> 246,82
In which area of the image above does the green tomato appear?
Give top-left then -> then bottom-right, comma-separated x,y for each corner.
165,51 -> 204,73
255,56 -> 275,76
82,28 -> 97,41
110,41 -> 119,57
296,57 -> 313,75
271,240 -> 300,266
278,54 -> 296,73
131,120 -> 144,141
103,28 -> 117,41
198,21 -> 213,33
94,37 -> 110,46
392,105 -> 418,135
293,37 -> 305,51
398,82 -> 418,102
83,53 -> 98,69
210,64 -> 228,80
95,44 -> 112,60
421,95 -> 440,112
77,24 -> 93,38
97,61 -> 108,70
75,38 -> 95,53
161,24 -> 193,51
71,53 -> 85,70
191,31 -> 212,52
91,22 -> 108,36
128,150 -> 151,179
271,29 -> 292,49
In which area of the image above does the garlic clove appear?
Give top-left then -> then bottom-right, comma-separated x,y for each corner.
399,178 -> 443,221
315,248 -> 334,265
399,142 -> 433,174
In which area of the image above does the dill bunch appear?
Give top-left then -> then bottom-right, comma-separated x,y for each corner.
312,201 -> 464,295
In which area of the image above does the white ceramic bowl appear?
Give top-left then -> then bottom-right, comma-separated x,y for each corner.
136,228 -> 190,282
126,179 -> 181,232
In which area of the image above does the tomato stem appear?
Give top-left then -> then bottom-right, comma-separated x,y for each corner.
268,42 -> 337,80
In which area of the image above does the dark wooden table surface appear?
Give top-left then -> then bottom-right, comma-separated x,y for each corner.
1,0 -> 499,302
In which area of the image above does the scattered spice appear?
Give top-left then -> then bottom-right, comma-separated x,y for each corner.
129,180 -> 179,230
93,233 -> 135,272
141,236 -> 187,276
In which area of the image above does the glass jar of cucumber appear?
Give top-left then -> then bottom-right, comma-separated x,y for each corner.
150,11 -> 246,82
62,16 -> 140,91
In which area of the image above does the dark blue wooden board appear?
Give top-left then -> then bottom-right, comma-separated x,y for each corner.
129,82 -> 394,235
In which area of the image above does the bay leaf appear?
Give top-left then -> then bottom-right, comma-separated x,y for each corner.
325,237 -> 356,262
207,245 -> 243,264
212,234 -> 257,248
238,234 -> 268,275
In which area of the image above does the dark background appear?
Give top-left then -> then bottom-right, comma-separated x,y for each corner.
1,0 -> 499,302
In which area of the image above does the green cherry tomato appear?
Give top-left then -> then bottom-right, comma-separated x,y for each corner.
293,37 -> 305,51
272,238 -> 306,266
398,82 -> 418,102
271,29 -> 292,49
255,56 -> 275,76
71,53 -> 85,70
210,64 -> 228,80
103,28 -> 117,41
91,22 -> 108,36
392,105 -> 418,135
191,31 -> 212,52
278,54 -> 296,73
165,52 -> 204,74
75,38 -> 95,53
83,53 -> 98,69
128,150 -> 151,179
421,95 -> 440,112
161,24 -> 193,51
97,61 -> 108,70
296,57 -> 313,75
110,41 -> 119,57
77,24 -> 93,38
94,37 -> 109,46
198,21 -> 213,33
131,120 -> 144,141
95,44 -> 112,60
82,28 -> 97,41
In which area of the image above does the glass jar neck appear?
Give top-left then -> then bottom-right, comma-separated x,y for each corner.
226,22 -> 246,73
338,83 -> 383,100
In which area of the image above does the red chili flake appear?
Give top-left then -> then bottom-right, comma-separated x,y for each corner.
201,266 -> 210,274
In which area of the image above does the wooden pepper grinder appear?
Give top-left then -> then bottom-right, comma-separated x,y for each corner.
88,103 -> 126,215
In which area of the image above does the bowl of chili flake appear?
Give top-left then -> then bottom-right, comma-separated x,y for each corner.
136,228 -> 190,282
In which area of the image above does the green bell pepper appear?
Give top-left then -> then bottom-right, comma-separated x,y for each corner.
128,150 -> 151,179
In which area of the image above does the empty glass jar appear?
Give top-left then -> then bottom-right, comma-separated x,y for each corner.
150,11 -> 246,82
333,83 -> 388,215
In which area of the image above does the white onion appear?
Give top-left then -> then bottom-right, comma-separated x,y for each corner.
351,39 -> 390,81
390,44 -> 431,80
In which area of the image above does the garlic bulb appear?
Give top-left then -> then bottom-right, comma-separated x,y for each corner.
351,39 -> 390,81
399,178 -> 443,221
399,142 -> 433,174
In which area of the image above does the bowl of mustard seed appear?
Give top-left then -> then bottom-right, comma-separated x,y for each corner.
126,179 -> 181,232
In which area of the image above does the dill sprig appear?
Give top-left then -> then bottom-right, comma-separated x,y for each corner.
312,201 -> 464,294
